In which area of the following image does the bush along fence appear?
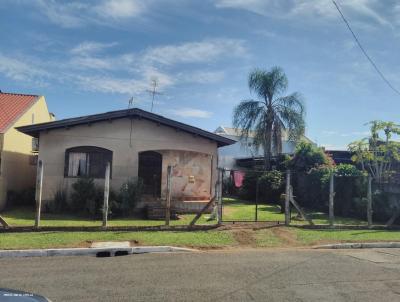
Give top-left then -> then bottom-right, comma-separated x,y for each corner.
220,166 -> 400,228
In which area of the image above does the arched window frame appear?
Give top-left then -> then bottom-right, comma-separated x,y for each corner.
64,146 -> 113,179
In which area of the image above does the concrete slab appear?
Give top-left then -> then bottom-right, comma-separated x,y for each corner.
91,241 -> 131,248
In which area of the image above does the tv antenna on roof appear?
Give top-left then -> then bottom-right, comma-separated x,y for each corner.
128,97 -> 134,109
146,78 -> 162,112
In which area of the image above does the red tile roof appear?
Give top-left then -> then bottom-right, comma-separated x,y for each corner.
0,92 -> 39,133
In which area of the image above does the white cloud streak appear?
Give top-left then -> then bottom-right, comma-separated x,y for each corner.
168,108 -> 213,118
34,0 -> 146,28
214,0 -> 392,27
0,38 -> 243,96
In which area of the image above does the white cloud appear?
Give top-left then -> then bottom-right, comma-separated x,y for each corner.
0,53 -> 49,84
180,70 -> 225,84
214,0 -> 391,27
33,0 -> 147,28
70,41 -> 118,55
0,37 -> 242,97
168,108 -> 213,118
143,38 -> 246,65
95,0 -> 144,19
36,0 -> 88,28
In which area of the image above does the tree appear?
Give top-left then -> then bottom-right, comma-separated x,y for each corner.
349,120 -> 400,182
290,141 -> 333,173
233,67 -> 305,169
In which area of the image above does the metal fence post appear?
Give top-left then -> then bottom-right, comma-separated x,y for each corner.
285,170 -> 291,226
35,159 -> 44,228
367,175 -> 373,228
102,161 -> 111,228
329,173 -> 335,228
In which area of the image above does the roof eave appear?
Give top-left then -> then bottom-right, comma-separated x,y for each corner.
16,108 -> 236,147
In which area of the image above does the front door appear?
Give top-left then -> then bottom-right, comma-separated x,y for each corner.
138,151 -> 162,197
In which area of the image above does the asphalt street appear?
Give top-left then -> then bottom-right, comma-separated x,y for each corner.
1,248 -> 400,301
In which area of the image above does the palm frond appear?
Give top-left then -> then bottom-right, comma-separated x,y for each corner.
248,66 -> 288,102
232,99 -> 263,142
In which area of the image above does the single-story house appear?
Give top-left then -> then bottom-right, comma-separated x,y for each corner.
17,108 -> 235,213
0,91 -> 55,210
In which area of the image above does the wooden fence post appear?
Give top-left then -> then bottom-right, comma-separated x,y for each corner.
217,168 -> 223,225
367,175 -> 373,228
329,173 -> 335,228
165,165 -> 172,226
102,162 -> 111,228
285,170 -> 291,226
35,159 -> 44,228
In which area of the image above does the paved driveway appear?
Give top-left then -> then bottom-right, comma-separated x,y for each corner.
1,248 -> 400,301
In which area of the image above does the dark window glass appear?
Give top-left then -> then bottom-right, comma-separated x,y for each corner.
65,146 -> 112,179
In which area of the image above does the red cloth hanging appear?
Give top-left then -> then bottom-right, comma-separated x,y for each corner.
232,170 -> 245,188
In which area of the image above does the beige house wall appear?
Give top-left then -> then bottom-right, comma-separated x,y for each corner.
0,96 -> 53,210
37,118 -> 218,207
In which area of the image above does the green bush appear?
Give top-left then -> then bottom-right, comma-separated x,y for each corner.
70,178 -> 103,217
46,187 -> 68,213
116,178 -> 143,215
290,142 -> 333,172
240,170 -> 283,203
334,164 -> 367,217
293,165 -> 332,210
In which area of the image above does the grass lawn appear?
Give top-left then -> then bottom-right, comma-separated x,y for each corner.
291,228 -> 400,245
0,230 -> 235,250
0,198 -> 397,250
1,227 -> 398,250
1,207 -> 213,227
2,198 -> 368,228
222,197 -> 367,226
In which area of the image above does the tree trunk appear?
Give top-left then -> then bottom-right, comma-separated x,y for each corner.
264,118 -> 273,171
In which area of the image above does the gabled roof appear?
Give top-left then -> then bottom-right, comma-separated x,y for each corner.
0,92 -> 39,133
17,108 -> 236,147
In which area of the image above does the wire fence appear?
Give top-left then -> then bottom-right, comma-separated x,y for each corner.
220,168 -> 400,227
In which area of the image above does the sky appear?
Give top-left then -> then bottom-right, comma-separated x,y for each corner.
0,0 -> 399,150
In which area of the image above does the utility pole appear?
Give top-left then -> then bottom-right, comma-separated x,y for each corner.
146,78 -> 162,112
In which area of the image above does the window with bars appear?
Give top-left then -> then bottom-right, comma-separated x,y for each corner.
64,146 -> 112,178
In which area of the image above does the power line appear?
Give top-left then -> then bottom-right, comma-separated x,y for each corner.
332,0 -> 400,96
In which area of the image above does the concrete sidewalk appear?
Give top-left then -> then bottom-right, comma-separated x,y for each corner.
315,242 -> 400,249
0,246 -> 197,258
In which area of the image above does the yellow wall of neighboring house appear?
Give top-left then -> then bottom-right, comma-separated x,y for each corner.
0,96 -> 53,210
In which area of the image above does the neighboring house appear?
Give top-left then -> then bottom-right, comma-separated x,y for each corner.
17,108 -> 235,213
325,150 -> 354,165
214,126 -> 315,169
0,92 -> 54,210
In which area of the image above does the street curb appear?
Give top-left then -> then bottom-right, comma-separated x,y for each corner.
0,246 -> 197,258
314,242 -> 400,249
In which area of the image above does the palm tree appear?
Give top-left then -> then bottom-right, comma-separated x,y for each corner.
233,66 -> 305,170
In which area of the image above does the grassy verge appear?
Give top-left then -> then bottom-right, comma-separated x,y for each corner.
291,228 -> 400,245
0,230 -> 235,250
0,227 -> 399,250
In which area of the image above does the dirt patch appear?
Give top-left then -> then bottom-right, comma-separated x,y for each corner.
129,240 -> 139,246
271,227 -> 299,246
231,229 -> 256,247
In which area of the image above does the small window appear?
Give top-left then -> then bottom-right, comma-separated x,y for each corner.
64,146 -> 112,179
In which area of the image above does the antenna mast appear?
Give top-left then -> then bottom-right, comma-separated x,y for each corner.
146,78 -> 162,112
